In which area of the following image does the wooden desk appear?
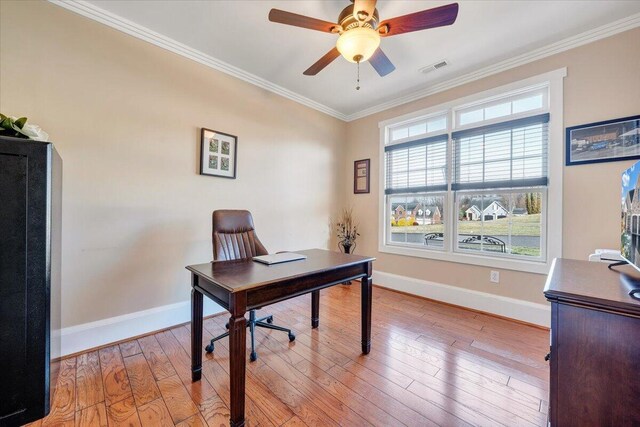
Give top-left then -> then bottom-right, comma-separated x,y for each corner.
187,249 -> 375,427
544,259 -> 640,426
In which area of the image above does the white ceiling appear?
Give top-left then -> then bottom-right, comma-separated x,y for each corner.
78,1 -> 640,118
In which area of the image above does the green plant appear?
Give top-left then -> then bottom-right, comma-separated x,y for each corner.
0,113 -> 49,141
525,192 -> 542,214
528,193 -> 541,214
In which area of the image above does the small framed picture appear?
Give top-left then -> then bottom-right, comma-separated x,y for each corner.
200,128 -> 237,178
566,115 -> 640,166
354,159 -> 370,194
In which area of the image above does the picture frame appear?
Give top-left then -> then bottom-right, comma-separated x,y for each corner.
354,159 -> 370,194
565,115 -> 640,166
200,128 -> 237,178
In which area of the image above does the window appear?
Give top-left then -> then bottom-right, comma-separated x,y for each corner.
385,113 -> 448,251
456,88 -> 546,127
452,114 -> 549,260
455,190 -> 544,258
379,70 -> 565,273
385,135 -> 448,193
389,194 -> 446,248
389,113 -> 448,143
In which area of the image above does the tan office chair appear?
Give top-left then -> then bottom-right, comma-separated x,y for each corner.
204,209 -> 295,361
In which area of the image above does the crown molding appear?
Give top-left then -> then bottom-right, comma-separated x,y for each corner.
48,1 -> 639,123
344,12 -> 640,121
48,0 -> 349,121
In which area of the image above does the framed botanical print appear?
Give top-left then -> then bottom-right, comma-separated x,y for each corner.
200,128 -> 237,178
354,159 -> 370,194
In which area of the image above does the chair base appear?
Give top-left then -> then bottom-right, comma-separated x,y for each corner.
205,310 -> 295,361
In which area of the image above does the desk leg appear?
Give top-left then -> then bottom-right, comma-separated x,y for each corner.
361,264 -> 372,354
229,292 -> 247,427
191,277 -> 203,382
311,290 -> 320,328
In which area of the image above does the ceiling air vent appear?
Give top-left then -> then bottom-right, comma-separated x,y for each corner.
419,60 -> 448,74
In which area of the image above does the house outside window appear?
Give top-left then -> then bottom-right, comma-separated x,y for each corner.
378,69 -> 565,274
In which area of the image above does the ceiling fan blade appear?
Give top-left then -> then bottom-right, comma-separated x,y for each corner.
269,9 -> 338,33
369,48 -> 395,77
353,0 -> 377,22
303,47 -> 341,75
378,3 -> 459,37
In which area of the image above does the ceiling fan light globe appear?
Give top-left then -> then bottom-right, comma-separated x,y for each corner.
336,27 -> 380,63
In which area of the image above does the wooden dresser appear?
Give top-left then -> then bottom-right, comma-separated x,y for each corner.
544,258 -> 640,426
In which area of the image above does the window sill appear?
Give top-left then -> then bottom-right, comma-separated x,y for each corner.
379,243 -> 551,275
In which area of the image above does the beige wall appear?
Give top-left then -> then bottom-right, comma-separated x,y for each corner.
1,1 -> 638,327
0,1 -> 347,328
344,28 -> 640,304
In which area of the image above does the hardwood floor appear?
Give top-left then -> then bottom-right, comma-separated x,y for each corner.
26,285 -> 550,427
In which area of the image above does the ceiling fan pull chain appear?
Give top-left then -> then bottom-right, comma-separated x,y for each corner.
356,58 -> 361,90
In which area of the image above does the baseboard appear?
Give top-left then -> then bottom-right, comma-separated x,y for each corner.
372,271 -> 550,327
58,272 -> 549,357
57,298 -> 224,358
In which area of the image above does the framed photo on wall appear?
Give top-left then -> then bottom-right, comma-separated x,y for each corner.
200,128 -> 237,178
566,115 -> 640,166
354,159 -> 370,194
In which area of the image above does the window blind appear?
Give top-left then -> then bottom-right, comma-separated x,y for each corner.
452,113 -> 549,191
385,134 -> 448,195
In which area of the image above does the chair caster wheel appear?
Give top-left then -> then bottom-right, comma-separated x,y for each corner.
266,316 -> 273,324
288,333 -> 296,342
225,323 -> 229,329
250,351 -> 257,362
205,343 -> 214,353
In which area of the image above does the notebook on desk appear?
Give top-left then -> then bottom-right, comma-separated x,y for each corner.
252,252 -> 307,265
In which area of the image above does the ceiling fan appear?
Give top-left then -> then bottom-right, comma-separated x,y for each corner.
268,0 -> 459,81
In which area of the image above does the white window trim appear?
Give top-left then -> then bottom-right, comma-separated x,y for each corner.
378,68 -> 566,275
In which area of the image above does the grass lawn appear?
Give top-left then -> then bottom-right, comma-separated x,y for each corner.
510,246 -> 541,256
392,213 -> 541,236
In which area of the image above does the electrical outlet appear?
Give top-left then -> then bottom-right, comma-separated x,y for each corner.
490,270 -> 500,283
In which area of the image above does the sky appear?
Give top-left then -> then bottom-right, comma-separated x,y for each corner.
621,160 -> 640,208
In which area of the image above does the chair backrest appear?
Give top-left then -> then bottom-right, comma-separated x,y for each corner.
212,210 -> 268,261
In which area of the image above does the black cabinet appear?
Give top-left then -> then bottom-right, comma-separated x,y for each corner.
0,136 -> 62,427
